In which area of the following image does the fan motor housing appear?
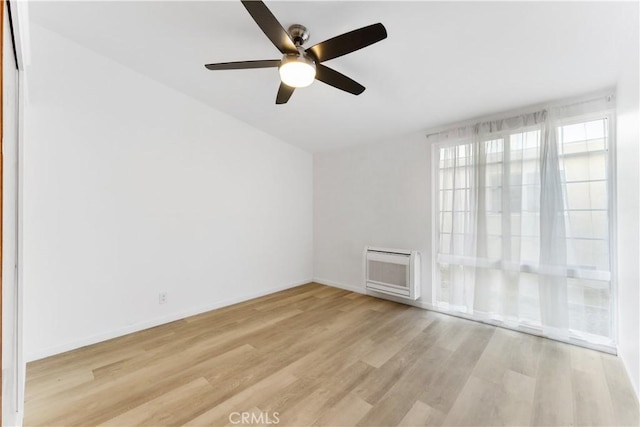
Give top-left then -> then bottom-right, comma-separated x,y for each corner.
288,24 -> 310,46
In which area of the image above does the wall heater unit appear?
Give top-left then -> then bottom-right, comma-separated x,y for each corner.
365,247 -> 421,300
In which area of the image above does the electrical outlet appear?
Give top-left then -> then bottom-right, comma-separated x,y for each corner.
159,292 -> 168,304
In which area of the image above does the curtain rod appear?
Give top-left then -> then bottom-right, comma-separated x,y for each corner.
425,89 -> 615,140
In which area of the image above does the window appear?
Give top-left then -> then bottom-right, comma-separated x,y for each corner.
431,95 -> 615,349
559,118 -> 612,340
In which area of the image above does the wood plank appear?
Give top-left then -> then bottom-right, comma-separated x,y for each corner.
182,372 -> 298,426
530,339 -> 574,426
98,377 -> 214,426
570,345 -> 615,426
442,369 -> 535,426
353,317 -> 453,406
357,343 -> 456,426
313,393 -> 372,426
418,322 -> 495,414
398,400 -> 445,427
600,353 -> 640,426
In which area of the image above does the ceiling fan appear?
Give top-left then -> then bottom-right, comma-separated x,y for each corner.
204,0 -> 387,104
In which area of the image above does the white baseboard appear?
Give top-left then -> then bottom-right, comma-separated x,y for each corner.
312,277 -> 434,310
312,277 -> 367,295
26,279 -> 313,362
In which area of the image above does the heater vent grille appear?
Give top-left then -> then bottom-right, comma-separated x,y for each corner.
368,260 -> 407,288
365,247 -> 420,301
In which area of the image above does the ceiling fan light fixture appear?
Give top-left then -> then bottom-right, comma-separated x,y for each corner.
204,1 -> 388,104
278,54 -> 316,88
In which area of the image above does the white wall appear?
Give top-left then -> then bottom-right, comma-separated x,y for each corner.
23,24 -> 313,361
615,5 -> 640,397
313,131 -> 433,304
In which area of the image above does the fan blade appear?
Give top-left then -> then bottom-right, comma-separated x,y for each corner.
307,23 -> 387,63
276,83 -> 295,104
315,64 -> 365,95
205,59 -> 281,70
241,0 -> 298,55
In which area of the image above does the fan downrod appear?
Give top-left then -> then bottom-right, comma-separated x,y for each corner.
288,24 -> 310,46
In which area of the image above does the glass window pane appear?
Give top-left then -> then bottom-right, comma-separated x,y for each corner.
562,152 -> 607,182
486,187 -> 501,212
453,189 -> 469,212
486,235 -> 502,258
568,278 -> 610,337
486,213 -> 501,235
585,119 -> 605,140
452,233 -> 466,254
440,233 -> 451,254
567,238 -> 610,270
567,211 -> 609,240
440,189 -> 453,210
519,272 -> 541,324
562,122 -> 587,143
440,171 -> 452,190
441,213 -> 452,233
520,236 -> 540,263
565,181 -> 608,210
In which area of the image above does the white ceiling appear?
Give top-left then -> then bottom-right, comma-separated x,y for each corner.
29,1 -> 638,152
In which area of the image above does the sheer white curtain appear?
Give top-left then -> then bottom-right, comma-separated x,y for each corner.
432,95 -> 614,348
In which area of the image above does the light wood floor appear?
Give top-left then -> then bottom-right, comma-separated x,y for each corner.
25,283 -> 639,426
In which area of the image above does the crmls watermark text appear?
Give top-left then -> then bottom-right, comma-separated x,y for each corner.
229,411 -> 280,425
